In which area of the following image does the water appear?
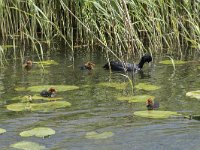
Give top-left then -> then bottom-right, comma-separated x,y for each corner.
0,50 -> 200,150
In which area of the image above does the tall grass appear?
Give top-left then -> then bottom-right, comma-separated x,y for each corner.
0,0 -> 199,59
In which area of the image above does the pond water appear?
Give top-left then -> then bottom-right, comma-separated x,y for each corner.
0,49 -> 200,150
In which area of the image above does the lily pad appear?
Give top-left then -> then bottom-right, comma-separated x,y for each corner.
10,141 -> 46,150
97,82 -> 129,90
135,83 -> 161,91
27,85 -> 79,92
6,101 -> 71,112
12,95 -> 63,102
15,87 -> 28,92
186,90 -> 200,99
134,110 -> 179,119
85,131 -> 114,139
159,60 -> 186,65
20,127 -> 55,138
117,95 -> 155,103
198,66 -> 200,70
0,128 -> 6,134
34,60 -> 59,65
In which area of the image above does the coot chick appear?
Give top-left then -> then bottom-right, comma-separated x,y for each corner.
40,87 -> 56,97
103,54 -> 152,71
24,60 -> 33,71
80,61 -> 95,70
146,98 -> 159,110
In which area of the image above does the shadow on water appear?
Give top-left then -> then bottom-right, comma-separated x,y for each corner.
0,47 -> 200,149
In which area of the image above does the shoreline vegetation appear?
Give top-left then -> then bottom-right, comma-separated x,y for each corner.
0,0 -> 199,60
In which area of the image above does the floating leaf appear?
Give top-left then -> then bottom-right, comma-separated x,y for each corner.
15,87 -> 28,92
198,66 -> 200,70
34,60 -> 59,65
117,95 -> 155,103
12,95 -> 63,102
7,103 -> 30,111
135,83 -> 160,91
0,128 -> 6,134
20,127 -> 55,138
85,131 -> 114,139
97,82 -> 129,90
6,101 -> 71,112
10,141 -> 46,150
134,110 -> 179,119
159,60 -> 186,65
186,90 -> 200,99
27,85 -> 79,92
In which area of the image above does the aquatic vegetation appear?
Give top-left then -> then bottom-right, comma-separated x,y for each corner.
12,95 -> 63,102
134,110 -> 179,119
20,127 -> 55,138
0,128 -> 6,134
159,60 -> 187,65
97,82 -> 129,90
15,87 -> 28,92
117,95 -> 155,103
34,60 -> 59,65
15,85 -> 79,92
135,83 -> 161,91
6,101 -> 71,112
85,131 -> 114,139
186,90 -> 200,99
27,85 -> 79,92
10,141 -> 46,150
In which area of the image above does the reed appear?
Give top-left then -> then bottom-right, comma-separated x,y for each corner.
0,0 -> 199,59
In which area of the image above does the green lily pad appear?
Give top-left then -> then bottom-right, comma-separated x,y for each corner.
20,127 -> 55,138
6,101 -> 71,112
134,110 -> 179,119
135,83 -> 161,91
27,85 -> 79,92
117,95 -> 155,103
12,95 -> 63,102
198,66 -> 200,70
85,131 -> 114,139
186,90 -> 200,99
0,128 -> 6,134
34,60 -> 59,65
15,87 -> 28,92
159,60 -> 186,65
10,141 -> 46,150
97,82 -> 129,90
15,85 -> 79,92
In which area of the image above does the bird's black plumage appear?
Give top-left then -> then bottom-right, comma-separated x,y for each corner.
103,54 -> 152,71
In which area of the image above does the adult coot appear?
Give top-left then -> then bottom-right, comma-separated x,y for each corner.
103,54 -> 152,71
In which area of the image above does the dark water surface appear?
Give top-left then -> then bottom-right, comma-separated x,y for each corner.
0,50 -> 200,150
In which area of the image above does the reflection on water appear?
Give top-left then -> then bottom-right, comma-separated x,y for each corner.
0,51 -> 200,150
